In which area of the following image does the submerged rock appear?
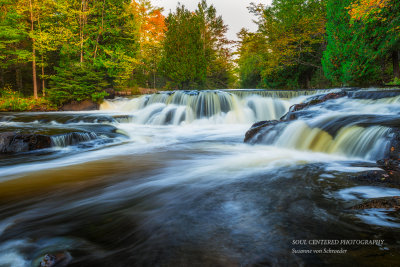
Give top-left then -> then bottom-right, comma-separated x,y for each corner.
244,120 -> 280,143
39,252 -> 72,267
349,197 -> 400,210
61,100 -> 99,111
0,132 -> 52,153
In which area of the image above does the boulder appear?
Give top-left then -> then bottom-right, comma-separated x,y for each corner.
61,100 -> 99,111
282,90 -> 347,120
0,132 -> 52,153
349,197 -> 400,210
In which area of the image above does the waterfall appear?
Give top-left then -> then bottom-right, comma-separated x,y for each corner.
266,121 -> 392,160
100,88 -> 400,160
249,119 -> 393,160
51,132 -> 99,147
101,90 -> 292,125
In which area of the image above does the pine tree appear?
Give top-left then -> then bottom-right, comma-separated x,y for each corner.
160,4 -> 206,89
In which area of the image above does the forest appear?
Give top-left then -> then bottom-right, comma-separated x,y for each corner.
0,0 -> 399,109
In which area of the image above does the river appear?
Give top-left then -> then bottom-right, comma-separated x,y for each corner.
0,89 -> 399,266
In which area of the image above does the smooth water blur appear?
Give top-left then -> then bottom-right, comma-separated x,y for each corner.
0,89 -> 400,266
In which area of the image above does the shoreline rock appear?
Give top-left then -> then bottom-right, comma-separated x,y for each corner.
61,100 -> 99,111
0,132 -> 52,153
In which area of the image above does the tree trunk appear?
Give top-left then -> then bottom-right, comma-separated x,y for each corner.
80,0 -> 88,64
0,68 -> 4,88
29,0 -> 38,99
15,67 -> 22,92
393,50 -> 400,79
94,0 -> 105,59
41,55 -> 45,97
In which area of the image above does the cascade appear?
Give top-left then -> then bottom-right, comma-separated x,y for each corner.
101,90 -> 292,124
51,132 -> 99,147
101,89 -> 400,160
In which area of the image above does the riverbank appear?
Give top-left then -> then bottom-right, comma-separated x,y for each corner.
0,87 -> 160,112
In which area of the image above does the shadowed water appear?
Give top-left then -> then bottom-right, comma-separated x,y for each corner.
0,89 -> 400,266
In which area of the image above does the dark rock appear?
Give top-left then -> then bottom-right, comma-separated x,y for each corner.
0,132 -> 52,153
61,100 -> 99,111
282,90 -> 347,120
244,120 -> 280,143
349,197 -> 400,210
40,252 -> 72,267
244,91 -> 349,144
386,132 -> 400,161
353,169 -> 400,186
104,88 -> 115,99
348,89 -> 400,100
377,158 -> 400,172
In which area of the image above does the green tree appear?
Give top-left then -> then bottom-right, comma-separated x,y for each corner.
348,0 -> 400,81
195,0 -> 234,88
49,63 -> 108,105
236,29 -> 266,88
322,0 -> 381,85
160,4 -> 206,89
0,1 -> 30,92
47,0 -> 140,104
238,0 -> 327,89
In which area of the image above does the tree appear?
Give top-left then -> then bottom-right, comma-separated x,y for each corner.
323,0 -> 399,85
237,0 -> 327,89
131,0 -> 166,88
236,29 -> 267,88
160,1 -> 234,89
160,4 -> 206,89
0,1 -> 30,91
348,0 -> 400,80
48,0 -> 140,104
195,0 -> 234,88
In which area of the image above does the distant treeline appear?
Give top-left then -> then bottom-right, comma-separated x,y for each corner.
0,0 -> 399,105
238,0 -> 400,89
0,0 -> 233,105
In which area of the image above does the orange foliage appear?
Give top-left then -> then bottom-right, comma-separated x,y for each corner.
348,0 -> 389,21
131,0 -> 166,45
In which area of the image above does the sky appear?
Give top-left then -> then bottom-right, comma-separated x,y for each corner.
152,0 -> 272,41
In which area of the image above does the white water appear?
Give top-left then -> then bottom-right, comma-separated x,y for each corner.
100,90 -> 398,160
101,90 -> 292,124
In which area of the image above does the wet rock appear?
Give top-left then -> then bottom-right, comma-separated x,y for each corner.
244,91 -> 348,143
348,89 -> 400,100
386,132 -> 400,161
244,120 -> 280,143
39,252 -> 72,267
353,157 -> 400,187
349,197 -> 400,210
353,169 -> 400,186
377,158 -> 400,172
61,100 -> 99,111
282,90 -> 347,120
0,132 -> 52,153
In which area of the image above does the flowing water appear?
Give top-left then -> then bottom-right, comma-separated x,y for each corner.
0,89 -> 400,266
